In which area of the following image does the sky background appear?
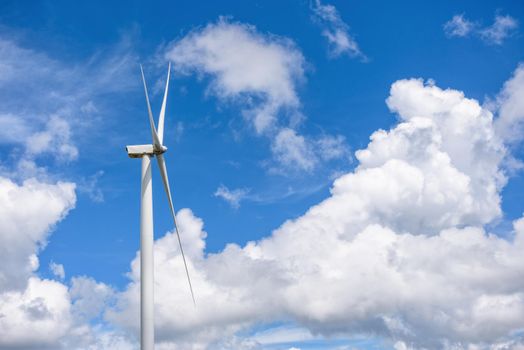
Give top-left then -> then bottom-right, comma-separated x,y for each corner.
0,0 -> 524,349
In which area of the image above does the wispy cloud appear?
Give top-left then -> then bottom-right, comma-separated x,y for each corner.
480,14 -> 519,45
443,14 -> 475,37
271,128 -> 317,171
311,0 -> 367,60
315,134 -> 351,161
77,170 -> 105,203
214,180 -> 331,209
444,13 -> 518,45
0,35 -> 137,178
26,115 -> 78,162
214,184 -> 250,209
493,63 -> 524,143
250,325 -> 314,345
49,262 -> 65,280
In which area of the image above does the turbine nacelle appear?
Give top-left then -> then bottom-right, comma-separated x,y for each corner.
126,144 -> 168,158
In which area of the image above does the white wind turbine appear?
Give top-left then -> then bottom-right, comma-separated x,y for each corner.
126,63 -> 195,350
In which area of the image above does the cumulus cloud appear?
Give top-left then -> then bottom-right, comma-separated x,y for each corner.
311,0 -> 366,60
383,78 -> 505,232
107,67 -> 524,349
0,177 -> 128,349
0,277 -> 73,349
167,19 -> 304,135
166,19 -> 349,172
70,276 -> 115,321
0,177 -> 76,291
0,176 -> 79,349
444,13 -> 518,45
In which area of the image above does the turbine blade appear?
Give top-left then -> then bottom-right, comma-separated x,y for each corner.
140,64 -> 162,149
158,62 -> 171,145
156,153 -> 196,305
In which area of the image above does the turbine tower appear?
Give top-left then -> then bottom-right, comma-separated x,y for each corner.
126,63 -> 195,350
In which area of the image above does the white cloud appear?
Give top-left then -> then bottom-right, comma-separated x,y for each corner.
250,325 -> 314,346
70,276 -> 114,321
0,205 -> 127,349
315,134 -> 350,161
78,170 -> 105,203
0,32 -> 140,350
166,18 -> 304,135
2,22 -> 524,350
494,64 -> 524,143
444,14 -> 475,37
444,13 -> 518,45
49,262 -> 65,280
270,131 -> 350,174
0,35 -> 136,176
76,330 -> 135,350
166,19 -> 349,172
26,115 -> 78,162
0,176 -> 80,349
214,185 -> 250,209
0,277 -> 73,349
0,176 -> 131,350
107,67 -> 524,349
480,15 -> 519,45
271,128 -> 317,172
0,177 -> 76,291
311,0 -> 366,60
0,113 -> 32,143
383,78 -> 505,232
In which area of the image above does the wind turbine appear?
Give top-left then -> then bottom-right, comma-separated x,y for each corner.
126,63 -> 195,350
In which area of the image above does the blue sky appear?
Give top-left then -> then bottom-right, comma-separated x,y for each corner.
1,0 -> 524,349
